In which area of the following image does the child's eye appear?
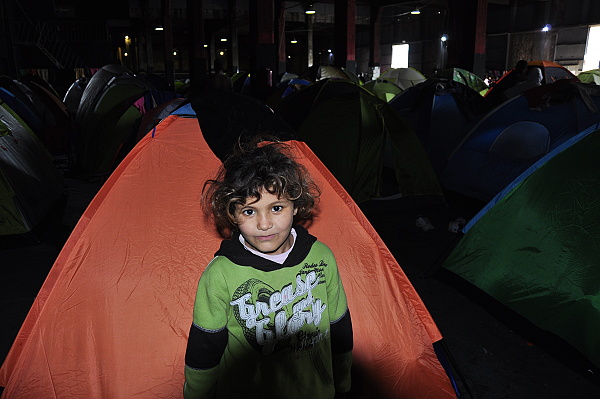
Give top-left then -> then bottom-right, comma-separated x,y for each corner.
241,209 -> 254,216
272,205 -> 283,212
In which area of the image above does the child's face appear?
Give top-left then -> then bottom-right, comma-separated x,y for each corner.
235,189 -> 297,255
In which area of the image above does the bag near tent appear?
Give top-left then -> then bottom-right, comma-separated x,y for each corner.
0,104 -> 456,398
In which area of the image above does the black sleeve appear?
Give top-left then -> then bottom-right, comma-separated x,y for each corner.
331,310 -> 353,354
185,323 -> 228,369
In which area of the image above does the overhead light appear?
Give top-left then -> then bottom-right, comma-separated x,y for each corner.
542,24 -> 552,32
441,34 -> 448,42
305,3 -> 316,14
411,9 -> 420,15
221,38 -> 228,42
155,25 -> 163,31
203,44 -> 208,48
290,37 -> 298,44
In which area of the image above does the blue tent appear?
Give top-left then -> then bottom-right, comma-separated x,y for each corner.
389,79 -> 490,175
440,81 -> 600,202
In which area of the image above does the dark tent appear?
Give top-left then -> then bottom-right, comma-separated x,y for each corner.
276,79 -> 442,203
389,79 -> 490,175
265,78 -> 311,110
74,64 -> 180,179
0,87 -> 44,137
75,64 -> 137,125
0,76 -> 72,156
63,76 -> 89,116
0,101 -> 64,236
20,77 -> 72,155
190,90 -> 295,161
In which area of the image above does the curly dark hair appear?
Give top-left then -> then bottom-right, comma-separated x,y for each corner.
203,138 -> 320,236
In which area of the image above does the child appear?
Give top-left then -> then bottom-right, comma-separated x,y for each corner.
184,139 -> 353,399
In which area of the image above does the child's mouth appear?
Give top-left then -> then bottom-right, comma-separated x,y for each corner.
257,234 -> 276,241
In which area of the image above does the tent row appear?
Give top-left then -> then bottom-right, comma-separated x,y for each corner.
3,59 -> 598,398
3,62 -> 594,238
269,62 -> 597,210
0,65 -> 183,237
1,75 -> 72,157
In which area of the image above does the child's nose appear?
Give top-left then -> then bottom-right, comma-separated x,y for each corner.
257,214 -> 273,231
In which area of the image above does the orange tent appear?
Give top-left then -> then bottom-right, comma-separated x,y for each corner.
0,106 -> 456,398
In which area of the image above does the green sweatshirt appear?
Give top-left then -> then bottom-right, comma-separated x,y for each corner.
184,225 -> 353,399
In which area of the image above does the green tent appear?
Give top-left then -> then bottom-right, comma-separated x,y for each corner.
578,69 -> 600,85
438,68 -> 488,95
378,67 -> 427,90
276,79 -> 442,203
442,126 -> 600,369
0,102 -> 63,235
300,64 -> 361,84
362,79 -> 403,102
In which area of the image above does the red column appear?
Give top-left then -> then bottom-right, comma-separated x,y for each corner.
447,0 -> 488,77
369,4 -> 382,70
334,0 -> 356,71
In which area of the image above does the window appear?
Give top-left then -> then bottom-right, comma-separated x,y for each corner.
583,25 -> 600,71
391,44 -> 409,69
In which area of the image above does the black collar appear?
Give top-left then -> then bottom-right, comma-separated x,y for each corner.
214,225 -> 317,271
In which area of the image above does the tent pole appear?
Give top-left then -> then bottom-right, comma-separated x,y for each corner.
435,339 -> 476,399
